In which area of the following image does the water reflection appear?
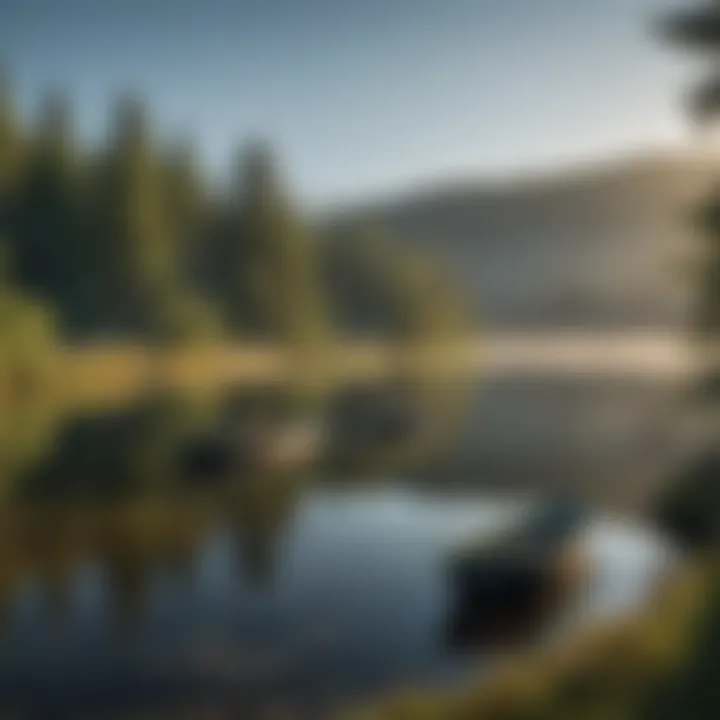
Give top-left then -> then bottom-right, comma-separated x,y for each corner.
0,377 -> 472,621
0,379 -> 675,716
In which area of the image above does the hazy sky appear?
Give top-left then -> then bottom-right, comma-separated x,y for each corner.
1,0 -> 693,206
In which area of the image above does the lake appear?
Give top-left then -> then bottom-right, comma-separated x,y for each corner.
0,373 -> 684,718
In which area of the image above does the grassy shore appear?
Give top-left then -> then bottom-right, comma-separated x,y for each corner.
31,340 -> 478,415
347,559 -> 715,720
6,332 -> 698,407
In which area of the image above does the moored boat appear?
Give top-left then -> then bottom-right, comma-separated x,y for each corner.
448,499 -> 589,608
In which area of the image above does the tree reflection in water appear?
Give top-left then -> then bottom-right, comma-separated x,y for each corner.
0,373 -> 472,628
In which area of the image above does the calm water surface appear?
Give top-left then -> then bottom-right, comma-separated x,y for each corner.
0,490 -> 672,716
0,383 -> 677,717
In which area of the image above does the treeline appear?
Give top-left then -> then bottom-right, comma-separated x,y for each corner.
0,74 -> 468,348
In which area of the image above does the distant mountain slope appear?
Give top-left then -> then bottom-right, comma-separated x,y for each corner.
328,155 -> 716,330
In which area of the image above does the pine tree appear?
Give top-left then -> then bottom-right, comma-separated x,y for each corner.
155,141 -> 223,343
15,92 -> 85,331
0,73 -> 25,238
163,141 -> 204,264
221,142 -> 330,346
89,97 -> 187,339
664,4 -> 720,375
103,96 -> 174,333
656,2 -> 720,551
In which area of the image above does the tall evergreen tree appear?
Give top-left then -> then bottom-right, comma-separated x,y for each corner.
15,92 -> 85,330
219,142 -> 330,346
158,141 -> 223,343
163,141 -> 204,263
98,96 -> 172,333
88,97 -> 204,340
664,4 -> 720,371
0,73 -> 25,238
656,2 -> 720,550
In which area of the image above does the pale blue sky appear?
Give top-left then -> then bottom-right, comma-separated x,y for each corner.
1,0 -> 692,206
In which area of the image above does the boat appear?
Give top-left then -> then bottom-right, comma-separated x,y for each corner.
447,499 -> 589,608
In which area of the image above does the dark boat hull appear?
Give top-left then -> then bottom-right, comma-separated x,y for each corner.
450,558 -> 547,606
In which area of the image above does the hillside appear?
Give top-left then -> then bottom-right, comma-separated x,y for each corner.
329,155 -> 716,330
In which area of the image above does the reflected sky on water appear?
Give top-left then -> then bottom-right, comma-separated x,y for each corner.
0,378 -> 681,716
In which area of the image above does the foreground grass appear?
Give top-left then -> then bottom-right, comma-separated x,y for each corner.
640,557 -> 720,720
347,559 -> 715,720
